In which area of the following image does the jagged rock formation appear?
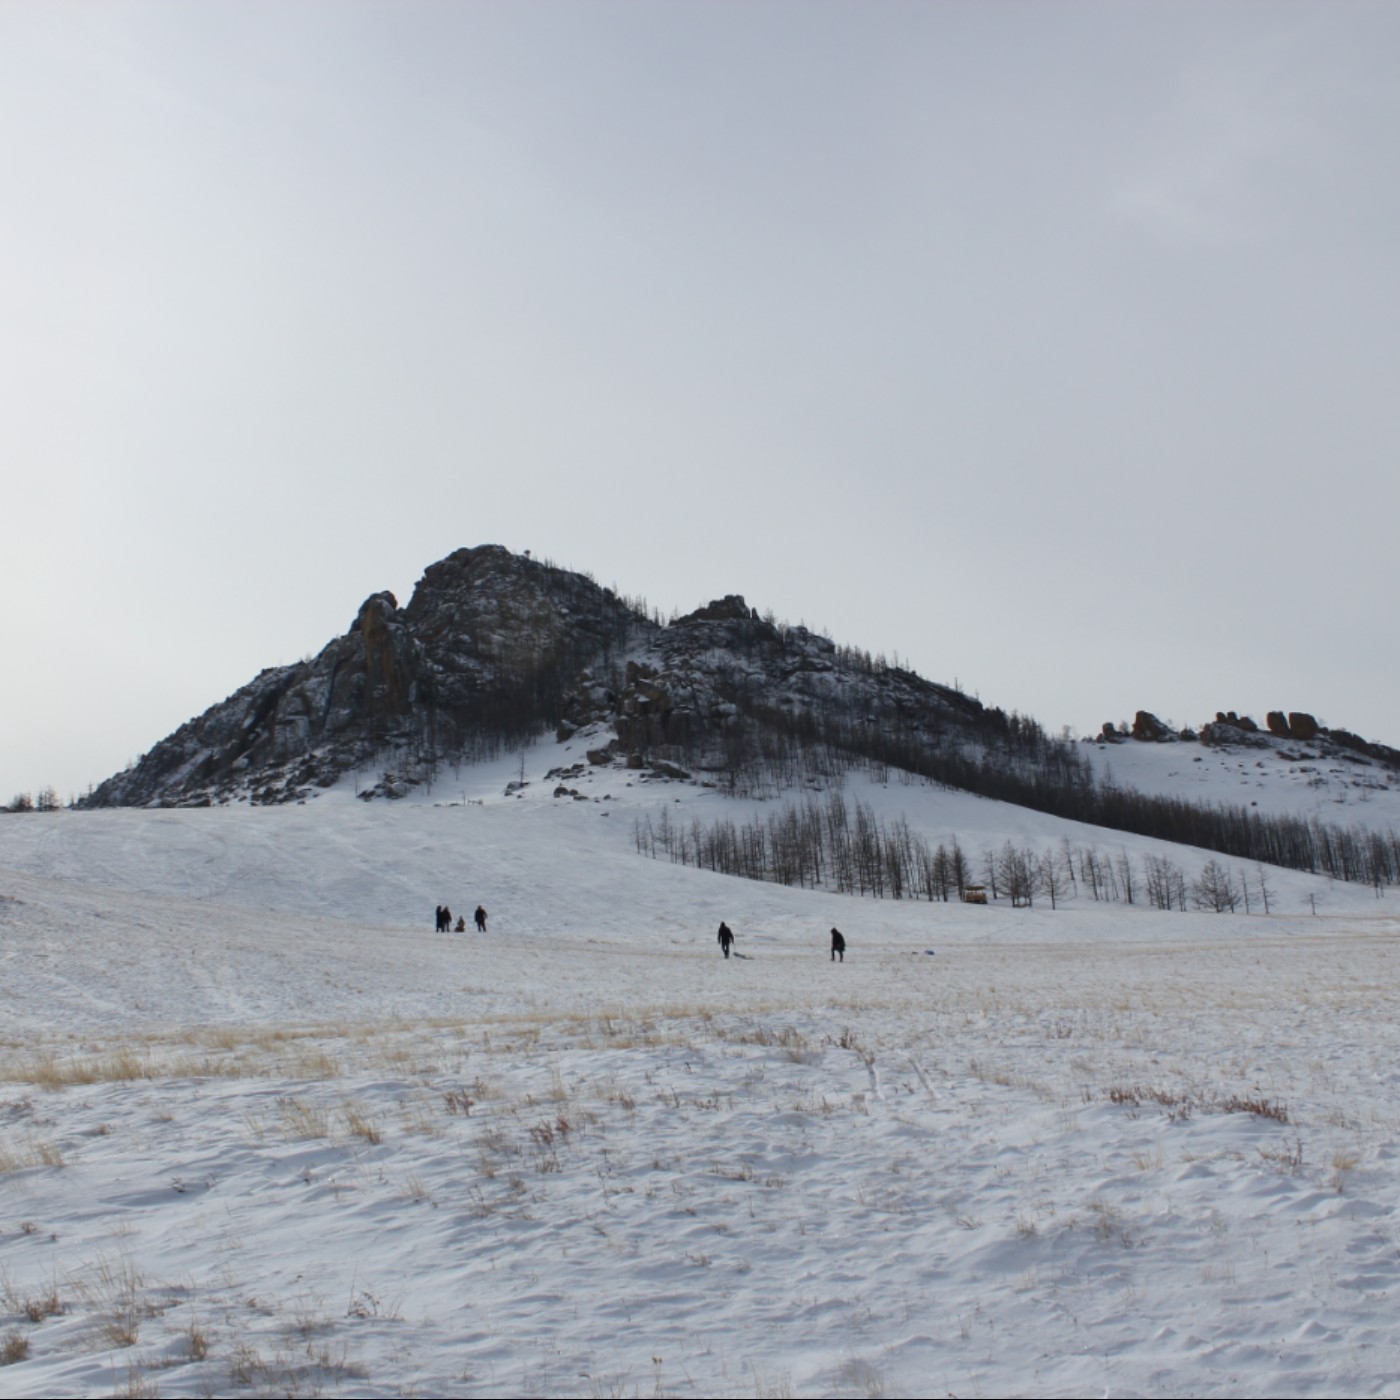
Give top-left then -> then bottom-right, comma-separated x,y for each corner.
1096,705 -> 1400,774
1131,711 -> 1174,742
1111,703 -> 1400,771
84,546 -> 1005,808
75,551 -> 1400,893
86,547 -> 646,807
585,601 -> 987,777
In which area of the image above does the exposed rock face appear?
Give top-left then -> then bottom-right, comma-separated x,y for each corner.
676,595 -> 756,624
83,558 -> 999,808
1201,717 -> 1268,748
1131,711 -> 1173,742
1214,711 -> 1259,733
86,547 -> 645,807
1190,707 -> 1398,769
1288,712 -> 1320,741
1323,727 -> 1400,768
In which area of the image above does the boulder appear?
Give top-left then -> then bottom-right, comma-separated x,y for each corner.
1214,710 -> 1258,733
1131,711 -> 1172,742
650,760 -> 691,780
1288,712 -> 1320,741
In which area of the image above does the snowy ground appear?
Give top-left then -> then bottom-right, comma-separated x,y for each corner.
3,750 -> 1400,1397
1083,731 -> 1400,829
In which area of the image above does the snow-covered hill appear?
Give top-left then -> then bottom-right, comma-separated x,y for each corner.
1086,725 -> 1400,829
7,547 -> 1400,1395
4,748 -> 1400,1396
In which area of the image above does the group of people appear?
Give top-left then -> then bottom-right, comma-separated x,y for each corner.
716,922 -> 846,961
436,904 -> 488,933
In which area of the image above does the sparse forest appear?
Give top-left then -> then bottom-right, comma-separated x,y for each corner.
632,786 -> 1396,909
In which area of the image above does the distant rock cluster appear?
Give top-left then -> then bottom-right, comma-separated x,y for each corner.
1094,707 -> 1398,772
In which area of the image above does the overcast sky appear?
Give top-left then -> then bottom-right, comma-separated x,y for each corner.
5,1 -> 1399,801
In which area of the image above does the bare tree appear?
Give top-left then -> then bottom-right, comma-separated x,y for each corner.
1255,863 -> 1274,915
1040,847 -> 1070,909
1193,858 -> 1239,912
996,842 -> 1038,907
1144,854 -> 1179,911
949,839 -> 970,901
1115,849 -> 1136,905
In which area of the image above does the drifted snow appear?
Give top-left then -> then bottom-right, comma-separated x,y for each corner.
2,745 -> 1399,1397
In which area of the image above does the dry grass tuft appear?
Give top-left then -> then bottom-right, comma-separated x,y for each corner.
1,1279 -> 64,1323
443,1087 -> 474,1116
341,1101 -> 382,1145
402,1173 -> 434,1204
0,1137 -> 66,1173
100,1310 -> 142,1348
277,1097 -> 331,1140
185,1318 -> 210,1360
1218,1094 -> 1289,1123
1103,1085 -> 1288,1125
114,1368 -> 160,1398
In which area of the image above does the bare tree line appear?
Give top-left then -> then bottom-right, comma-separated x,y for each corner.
632,792 -> 1355,913
623,668 -> 1400,892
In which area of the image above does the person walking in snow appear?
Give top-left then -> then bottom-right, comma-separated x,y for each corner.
717,921 -> 735,959
435,905 -> 444,932
441,905 -> 453,933
830,927 -> 846,962
474,905 -> 488,933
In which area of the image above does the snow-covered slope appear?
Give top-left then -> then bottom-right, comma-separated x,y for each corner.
1086,727 -> 1400,829
4,748 -> 1400,1397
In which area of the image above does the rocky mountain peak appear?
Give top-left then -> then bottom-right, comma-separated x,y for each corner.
82,545 -> 1009,809
84,547 -> 650,808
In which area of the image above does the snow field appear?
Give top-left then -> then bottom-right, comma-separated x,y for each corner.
5,916 -> 1400,1395
4,762 -> 1400,1396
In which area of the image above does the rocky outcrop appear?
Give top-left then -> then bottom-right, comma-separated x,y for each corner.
1131,711 -> 1173,742
85,546 -> 647,807
1213,711 -> 1259,733
1266,710 -> 1321,741
675,595 -> 757,624
1193,707 -> 1399,765
1322,727 -> 1400,768
81,554 -> 1024,808
1288,712 -> 1320,741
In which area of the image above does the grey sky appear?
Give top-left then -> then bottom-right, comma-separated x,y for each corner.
5,1 -> 1398,801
